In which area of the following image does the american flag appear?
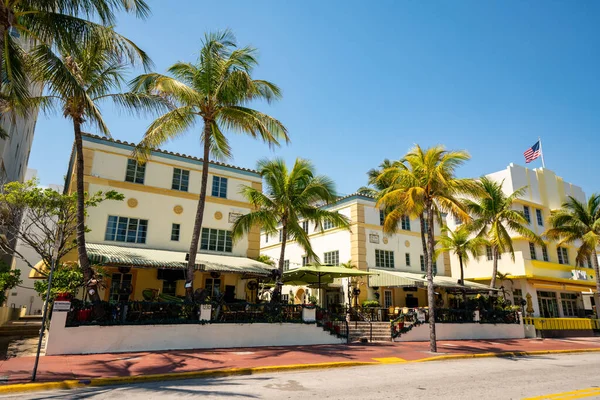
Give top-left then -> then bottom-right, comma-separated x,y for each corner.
524,141 -> 541,163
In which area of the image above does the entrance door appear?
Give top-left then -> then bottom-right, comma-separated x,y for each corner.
537,291 -> 558,317
384,290 -> 393,308
109,273 -> 132,302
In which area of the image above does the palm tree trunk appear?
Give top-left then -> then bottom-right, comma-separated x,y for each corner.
419,214 -> 428,267
185,122 -> 212,301
489,248 -> 499,296
459,254 -> 467,308
73,120 -> 100,303
425,204 -> 437,353
591,249 -> 600,318
272,219 -> 287,304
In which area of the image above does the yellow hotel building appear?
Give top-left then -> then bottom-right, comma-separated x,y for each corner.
56,133 -> 273,302
446,163 -> 598,318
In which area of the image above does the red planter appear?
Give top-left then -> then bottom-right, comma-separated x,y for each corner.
77,309 -> 92,321
55,293 -> 71,301
334,326 -> 341,334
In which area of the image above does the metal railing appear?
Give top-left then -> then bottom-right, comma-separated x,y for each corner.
65,300 -> 305,327
592,319 -> 600,330
316,308 -> 349,343
479,309 -> 521,324
523,317 -> 593,330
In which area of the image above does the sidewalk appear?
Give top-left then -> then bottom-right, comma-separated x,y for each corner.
1,338 -> 600,385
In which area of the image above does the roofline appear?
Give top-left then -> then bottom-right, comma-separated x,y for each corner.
80,133 -> 261,177
321,192 -> 376,209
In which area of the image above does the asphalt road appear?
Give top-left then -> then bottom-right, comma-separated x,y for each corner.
4,353 -> 600,399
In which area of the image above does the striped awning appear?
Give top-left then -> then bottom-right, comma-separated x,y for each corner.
86,243 -> 274,276
368,268 -> 495,291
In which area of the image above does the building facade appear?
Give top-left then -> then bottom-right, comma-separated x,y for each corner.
48,133 -> 270,303
446,164 -> 596,318
260,193 -> 455,309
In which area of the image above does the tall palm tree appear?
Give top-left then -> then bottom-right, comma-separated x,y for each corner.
31,42 -> 166,302
357,159 -> 397,196
0,0 -> 150,116
546,194 -> 600,313
232,158 -> 350,302
465,177 -> 541,292
437,226 -> 487,286
132,30 -> 288,300
377,145 -> 479,352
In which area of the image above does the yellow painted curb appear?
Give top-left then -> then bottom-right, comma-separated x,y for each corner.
1,347 -> 599,395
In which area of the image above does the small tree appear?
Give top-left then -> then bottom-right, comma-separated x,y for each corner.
0,260 -> 21,305
0,179 -> 123,277
33,264 -> 83,301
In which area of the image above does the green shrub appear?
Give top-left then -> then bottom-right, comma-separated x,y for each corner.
362,300 -> 380,308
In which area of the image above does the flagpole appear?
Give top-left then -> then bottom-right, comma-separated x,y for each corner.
538,136 -> 546,168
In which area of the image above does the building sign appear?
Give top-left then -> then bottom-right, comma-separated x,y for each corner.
571,270 -> 588,280
53,301 -> 71,312
229,212 -> 243,223
369,233 -> 380,244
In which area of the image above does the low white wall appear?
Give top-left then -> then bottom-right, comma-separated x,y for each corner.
394,322 -> 526,342
46,312 -> 345,355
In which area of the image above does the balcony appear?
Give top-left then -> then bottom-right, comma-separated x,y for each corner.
524,259 -> 596,288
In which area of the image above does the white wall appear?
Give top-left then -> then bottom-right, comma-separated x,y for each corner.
46,311 -> 345,355
394,318 -> 525,342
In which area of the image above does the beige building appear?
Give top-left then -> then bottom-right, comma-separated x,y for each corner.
259,193 -> 477,310
446,164 -> 596,318
40,133 -> 272,303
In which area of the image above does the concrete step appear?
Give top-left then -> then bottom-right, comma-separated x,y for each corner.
19,315 -> 43,321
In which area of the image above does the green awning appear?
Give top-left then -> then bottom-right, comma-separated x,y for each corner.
283,265 -> 376,286
86,243 -> 274,276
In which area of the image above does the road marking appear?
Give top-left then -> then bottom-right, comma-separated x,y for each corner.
372,357 -> 405,363
524,387 -> 600,399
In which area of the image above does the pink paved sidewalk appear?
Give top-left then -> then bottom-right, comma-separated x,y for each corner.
1,338 -> 600,384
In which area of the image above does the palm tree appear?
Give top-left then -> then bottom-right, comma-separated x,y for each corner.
255,254 -> 275,267
495,271 -> 513,299
357,159 -> 397,196
0,0 -> 151,118
133,30 -> 288,300
465,177 -> 541,292
546,194 -> 600,314
437,225 -> 487,287
31,41 -> 167,303
377,145 -> 479,352
232,158 -> 350,302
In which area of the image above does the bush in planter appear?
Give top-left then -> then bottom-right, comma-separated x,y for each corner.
361,300 -> 380,308
308,295 -> 318,305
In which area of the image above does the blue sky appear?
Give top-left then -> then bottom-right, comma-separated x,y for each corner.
29,1 -> 600,196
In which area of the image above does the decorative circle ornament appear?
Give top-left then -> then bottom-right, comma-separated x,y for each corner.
173,205 -> 183,214
405,240 -> 410,248
127,198 -> 138,208
383,238 -> 389,244
214,211 -> 223,220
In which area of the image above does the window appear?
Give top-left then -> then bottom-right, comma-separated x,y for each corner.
405,253 -> 411,266
211,176 -> 228,198
279,229 -> 283,242
486,246 -> 493,261
265,233 -> 269,243
542,244 -> 549,261
281,294 -> 289,303
105,216 -> 148,244
422,219 -> 429,233
454,214 -> 461,226
171,223 -> 180,241
109,273 -> 133,302
162,280 -> 177,296
560,293 -> 579,317
283,260 -> 290,271
513,289 -> 523,308
379,210 -> 385,226
302,220 -> 309,233
324,250 -> 339,266
557,247 -> 569,265
401,216 -> 411,231
205,278 -> 221,298
529,242 -> 537,260
523,206 -> 531,224
384,290 -> 393,308
302,256 -> 309,266
537,291 -> 558,318
200,228 -> 233,252
171,168 -> 189,191
323,220 -> 334,230
375,249 -> 394,268
125,159 -> 145,184
536,209 -> 544,226
420,255 -> 425,271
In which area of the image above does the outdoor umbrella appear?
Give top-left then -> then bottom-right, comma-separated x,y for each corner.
282,265 -> 377,306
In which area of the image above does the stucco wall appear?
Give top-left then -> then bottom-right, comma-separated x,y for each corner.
46,311 -> 345,355
394,319 -> 525,342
